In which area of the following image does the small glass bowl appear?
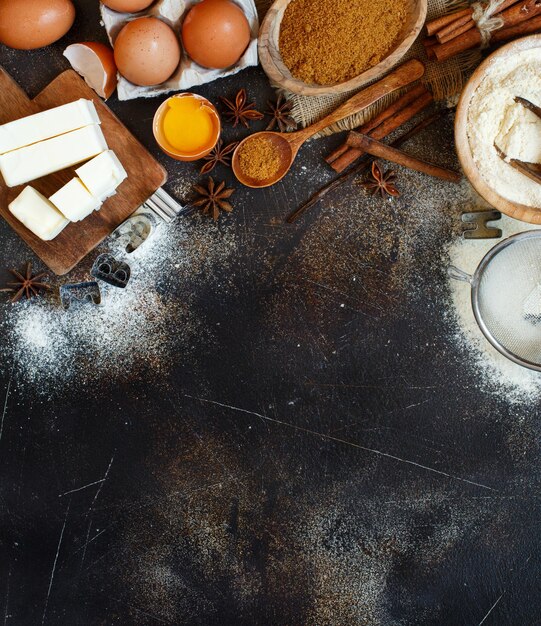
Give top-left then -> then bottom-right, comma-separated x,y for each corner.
153,93 -> 221,162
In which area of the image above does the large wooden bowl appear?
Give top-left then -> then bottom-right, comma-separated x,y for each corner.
258,0 -> 427,96
455,35 -> 541,225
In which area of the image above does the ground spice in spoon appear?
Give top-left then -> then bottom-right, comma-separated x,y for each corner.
237,136 -> 283,181
279,0 -> 408,85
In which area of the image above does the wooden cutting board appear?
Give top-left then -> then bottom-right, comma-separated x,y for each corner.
0,67 -> 167,275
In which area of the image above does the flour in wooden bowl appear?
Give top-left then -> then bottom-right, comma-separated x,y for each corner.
467,48 -> 541,207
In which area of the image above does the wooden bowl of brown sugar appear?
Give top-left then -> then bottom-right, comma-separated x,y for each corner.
259,0 -> 427,96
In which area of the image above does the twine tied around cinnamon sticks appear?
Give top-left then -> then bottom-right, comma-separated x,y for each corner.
424,0 -> 541,63
473,0 -> 507,47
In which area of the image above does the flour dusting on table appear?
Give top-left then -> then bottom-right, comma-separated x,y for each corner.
0,216 -> 238,389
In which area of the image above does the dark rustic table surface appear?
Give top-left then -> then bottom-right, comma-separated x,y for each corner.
1,2 -> 540,625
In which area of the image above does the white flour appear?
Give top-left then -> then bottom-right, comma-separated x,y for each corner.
447,211 -> 541,404
468,48 -> 541,207
0,216 -> 238,390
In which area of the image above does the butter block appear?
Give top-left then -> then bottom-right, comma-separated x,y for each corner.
76,150 -> 128,201
0,124 -> 108,188
9,186 -> 69,241
0,99 -> 100,155
49,177 -> 102,222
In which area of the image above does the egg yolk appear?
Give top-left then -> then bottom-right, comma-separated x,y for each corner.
162,96 -> 215,154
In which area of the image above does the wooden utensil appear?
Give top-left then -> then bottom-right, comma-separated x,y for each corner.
495,143 -> 541,185
258,0 -> 427,96
455,35 -> 541,225
232,59 -> 425,188
346,132 -> 461,182
0,67 -> 167,275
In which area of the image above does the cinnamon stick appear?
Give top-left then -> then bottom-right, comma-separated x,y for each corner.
437,18 -> 475,44
328,90 -> 434,173
423,40 -> 437,61
326,84 -> 427,166
433,0 -> 541,63
494,0 -> 524,13
286,110 -> 448,224
345,132 -> 461,182
491,12 -> 541,41
426,8 -> 471,36
435,0 -> 521,42
436,13 -> 473,43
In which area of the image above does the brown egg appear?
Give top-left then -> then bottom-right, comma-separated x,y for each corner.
101,0 -> 154,12
182,0 -> 251,69
114,17 -> 181,87
0,0 -> 75,50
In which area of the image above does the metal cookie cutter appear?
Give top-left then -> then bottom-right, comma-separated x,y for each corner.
60,281 -> 101,310
461,210 -> 502,239
111,188 -> 188,254
91,254 -> 131,288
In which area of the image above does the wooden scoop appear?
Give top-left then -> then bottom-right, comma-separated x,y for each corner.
232,59 -> 426,188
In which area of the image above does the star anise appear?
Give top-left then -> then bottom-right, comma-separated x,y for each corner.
1,262 -> 51,303
200,139 -> 239,174
361,161 -> 400,198
220,89 -> 264,128
265,95 -> 297,132
192,177 -> 235,221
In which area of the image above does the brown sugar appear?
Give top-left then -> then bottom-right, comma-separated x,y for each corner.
237,136 -> 282,181
279,0 -> 408,85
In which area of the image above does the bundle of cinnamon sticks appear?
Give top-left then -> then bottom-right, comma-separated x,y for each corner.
424,0 -> 541,63
326,83 -> 434,173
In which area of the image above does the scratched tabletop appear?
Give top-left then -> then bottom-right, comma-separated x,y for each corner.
1,2 -> 541,625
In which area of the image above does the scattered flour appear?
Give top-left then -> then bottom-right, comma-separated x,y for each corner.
0,216 -> 238,390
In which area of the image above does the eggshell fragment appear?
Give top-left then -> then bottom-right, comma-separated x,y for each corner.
64,42 -> 118,100
0,0 -> 75,50
114,17 -> 181,87
181,0 -> 251,69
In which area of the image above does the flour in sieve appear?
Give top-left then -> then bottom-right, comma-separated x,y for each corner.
446,213 -> 541,404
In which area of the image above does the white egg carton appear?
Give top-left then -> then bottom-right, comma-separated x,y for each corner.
101,0 -> 259,101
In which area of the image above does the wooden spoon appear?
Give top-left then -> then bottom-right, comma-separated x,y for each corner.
232,59 -> 425,189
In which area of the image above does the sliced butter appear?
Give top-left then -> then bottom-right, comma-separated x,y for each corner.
49,178 -> 102,222
76,150 -> 127,201
0,124 -> 108,188
9,186 -> 69,241
0,99 -> 100,156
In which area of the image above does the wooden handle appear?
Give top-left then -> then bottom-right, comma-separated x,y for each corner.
346,132 -> 461,182
290,59 -> 425,146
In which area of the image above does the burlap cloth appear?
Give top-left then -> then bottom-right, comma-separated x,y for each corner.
254,0 -> 480,135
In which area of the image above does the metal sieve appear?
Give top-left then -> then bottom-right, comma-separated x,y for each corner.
449,231 -> 541,371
